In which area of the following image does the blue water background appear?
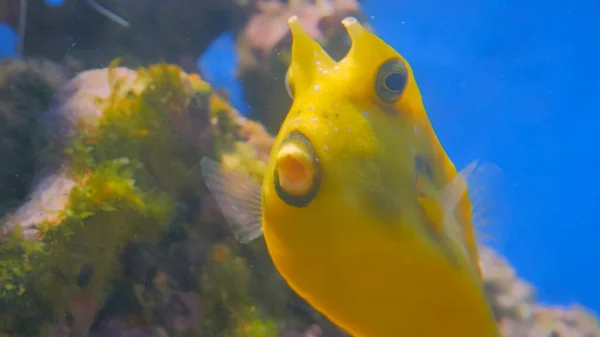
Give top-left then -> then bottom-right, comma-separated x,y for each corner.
1,0 -> 598,311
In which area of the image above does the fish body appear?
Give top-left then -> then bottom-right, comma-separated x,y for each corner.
202,16 -> 501,337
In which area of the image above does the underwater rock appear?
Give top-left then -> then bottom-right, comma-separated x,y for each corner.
480,247 -> 600,337
1,0 -> 254,72
0,58 -> 70,217
480,245 -> 536,322
0,0 -> 19,27
90,318 -> 169,337
155,291 -> 201,335
236,0 -> 369,132
0,64 -> 277,337
2,166 -> 76,239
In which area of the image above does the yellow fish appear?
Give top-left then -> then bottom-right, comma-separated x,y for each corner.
201,16 -> 501,337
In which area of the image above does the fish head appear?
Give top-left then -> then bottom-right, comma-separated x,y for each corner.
262,16 -> 434,246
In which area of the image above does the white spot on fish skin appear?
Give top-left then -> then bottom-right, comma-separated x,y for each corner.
328,121 -> 333,126
313,51 -> 318,56
333,103 -> 339,108
334,128 -> 338,132
308,106 -> 313,111
334,65 -> 340,70
317,67 -> 323,72
324,131 -> 328,135
363,112 -> 369,118
346,126 -> 351,131
296,117 -> 301,121
323,70 -> 329,74
316,61 -> 321,65
323,145 -> 329,150
314,84 -> 320,91
413,125 -> 419,134
311,117 -> 318,121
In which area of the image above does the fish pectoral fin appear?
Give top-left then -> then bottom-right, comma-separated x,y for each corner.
438,160 -> 504,277
417,194 -> 444,236
440,160 -> 503,235
417,177 -> 462,268
200,157 -> 264,244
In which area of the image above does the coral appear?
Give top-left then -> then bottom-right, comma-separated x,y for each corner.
480,247 -> 600,337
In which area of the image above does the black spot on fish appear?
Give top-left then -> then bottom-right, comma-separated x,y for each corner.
415,154 -> 434,182
77,263 -> 93,288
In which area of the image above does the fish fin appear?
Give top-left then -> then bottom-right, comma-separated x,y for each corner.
200,157 -> 264,244
417,176 -> 461,268
443,160 -> 506,243
439,161 -> 477,211
417,177 -> 445,235
440,160 -> 508,277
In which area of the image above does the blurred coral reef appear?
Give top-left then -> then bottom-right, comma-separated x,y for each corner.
0,1 -> 597,337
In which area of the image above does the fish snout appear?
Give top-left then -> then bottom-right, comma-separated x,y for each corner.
274,131 -> 322,208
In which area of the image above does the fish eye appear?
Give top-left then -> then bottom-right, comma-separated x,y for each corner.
374,58 -> 408,104
274,131 -> 321,207
285,68 -> 295,99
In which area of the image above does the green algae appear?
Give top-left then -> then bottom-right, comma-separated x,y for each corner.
199,244 -> 278,337
0,158 -> 173,335
0,63 -> 306,336
0,64 -> 200,335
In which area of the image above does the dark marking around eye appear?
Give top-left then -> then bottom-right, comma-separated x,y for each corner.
375,58 -> 409,104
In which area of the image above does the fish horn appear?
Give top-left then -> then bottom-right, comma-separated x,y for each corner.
287,16 -> 335,91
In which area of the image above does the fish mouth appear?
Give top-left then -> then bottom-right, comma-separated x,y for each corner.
274,131 -> 322,208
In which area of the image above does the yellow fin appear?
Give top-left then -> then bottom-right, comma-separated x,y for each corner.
417,160 -> 504,270
438,160 -> 507,279
417,175 -> 462,268
417,177 -> 445,235
200,157 -> 263,244
443,160 -> 505,243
